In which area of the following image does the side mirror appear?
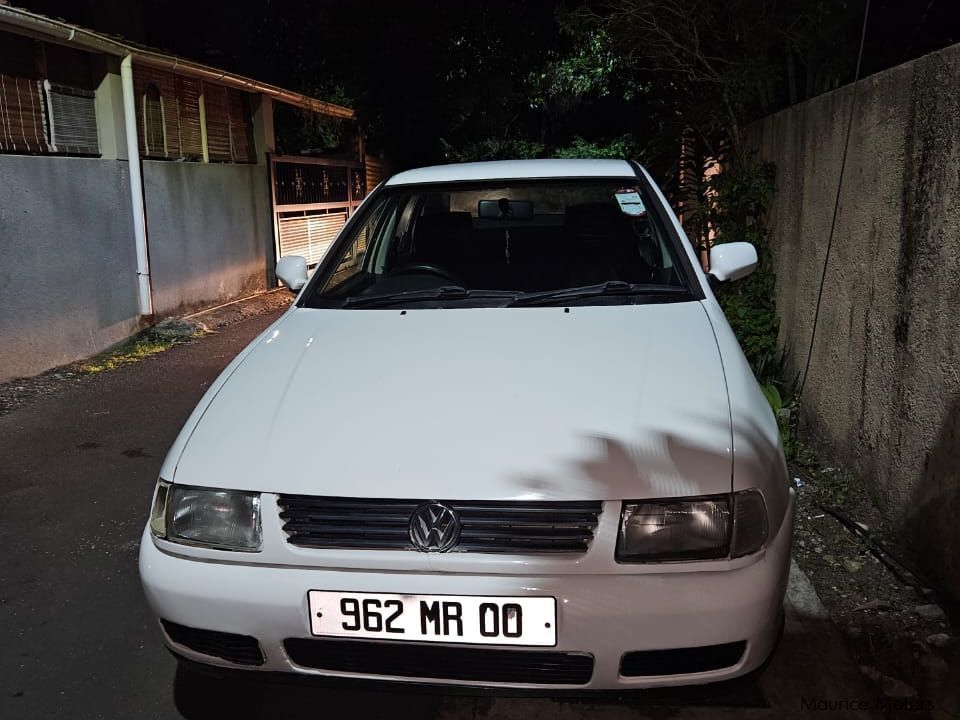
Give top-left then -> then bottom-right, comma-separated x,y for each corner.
276,255 -> 308,292
708,242 -> 758,283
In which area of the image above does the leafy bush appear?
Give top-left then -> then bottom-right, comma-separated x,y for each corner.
553,135 -> 642,159
696,160 -> 799,455
444,135 -> 641,162
688,160 -> 780,383
717,256 -> 779,375
443,138 -> 545,162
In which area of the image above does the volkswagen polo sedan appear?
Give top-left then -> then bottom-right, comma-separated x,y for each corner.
139,159 -> 795,690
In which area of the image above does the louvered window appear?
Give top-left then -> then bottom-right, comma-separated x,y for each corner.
203,81 -> 255,163
142,83 -> 166,156
44,82 -> 99,155
202,82 -> 231,162
0,33 -> 101,156
0,74 -> 49,153
133,66 -> 254,163
134,67 -> 180,158
176,76 -> 203,160
134,67 -> 201,160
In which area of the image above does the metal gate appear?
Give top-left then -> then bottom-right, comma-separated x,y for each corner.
270,155 -> 366,266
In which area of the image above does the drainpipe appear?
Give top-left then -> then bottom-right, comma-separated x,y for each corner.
120,54 -> 153,319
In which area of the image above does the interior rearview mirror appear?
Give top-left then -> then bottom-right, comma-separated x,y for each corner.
276,255 -> 308,292
708,242 -> 758,283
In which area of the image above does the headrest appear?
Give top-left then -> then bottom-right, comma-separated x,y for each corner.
565,202 -> 625,230
413,212 -> 472,255
565,203 -> 629,240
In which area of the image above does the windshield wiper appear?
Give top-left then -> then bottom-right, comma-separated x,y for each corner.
341,286 -> 517,308
509,281 -> 689,307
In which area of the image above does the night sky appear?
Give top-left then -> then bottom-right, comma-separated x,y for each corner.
13,0 -> 960,167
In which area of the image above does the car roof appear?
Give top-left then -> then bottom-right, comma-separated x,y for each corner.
384,159 -> 637,186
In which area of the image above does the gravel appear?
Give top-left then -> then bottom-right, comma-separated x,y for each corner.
792,456 -> 958,718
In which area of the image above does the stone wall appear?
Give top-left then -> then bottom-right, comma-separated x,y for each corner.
748,44 -> 960,598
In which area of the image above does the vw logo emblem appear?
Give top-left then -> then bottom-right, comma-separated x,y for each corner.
409,503 -> 461,552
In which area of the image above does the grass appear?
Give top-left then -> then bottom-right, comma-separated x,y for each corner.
78,324 -> 206,374
80,339 -> 176,373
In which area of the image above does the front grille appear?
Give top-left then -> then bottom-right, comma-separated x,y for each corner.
277,496 -> 603,553
619,641 -> 746,677
284,638 -> 594,685
161,620 -> 265,666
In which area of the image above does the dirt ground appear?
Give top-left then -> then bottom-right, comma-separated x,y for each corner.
790,451 -> 959,719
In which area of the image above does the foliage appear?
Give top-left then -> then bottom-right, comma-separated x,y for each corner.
273,85 -> 357,156
553,135 -> 642,159
530,29 -> 623,103
444,134 -> 643,163
689,160 -> 780,383
760,380 -> 799,460
718,257 -> 779,372
700,160 -> 798,456
679,157 -> 795,453
443,138 -> 544,163
80,338 -> 176,374
562,0 -> 863,158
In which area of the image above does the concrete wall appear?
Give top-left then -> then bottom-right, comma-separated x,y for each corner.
143,161 -> 272,317
748,44 -> 960,598
0,155 -> 141,381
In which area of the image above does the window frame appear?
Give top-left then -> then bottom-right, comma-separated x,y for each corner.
297,173 -> 707,308
141,82 -> 168,157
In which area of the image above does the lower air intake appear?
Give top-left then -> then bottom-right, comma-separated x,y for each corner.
620,641 -> 746,676
162,620 -> 265,666
284,638 -> 594,685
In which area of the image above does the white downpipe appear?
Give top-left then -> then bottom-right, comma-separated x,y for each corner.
120,54 -> 153,317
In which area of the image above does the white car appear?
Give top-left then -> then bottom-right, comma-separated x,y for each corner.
140,159 -> 795,690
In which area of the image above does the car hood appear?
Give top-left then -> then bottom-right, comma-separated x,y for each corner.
171,302 -> 733,500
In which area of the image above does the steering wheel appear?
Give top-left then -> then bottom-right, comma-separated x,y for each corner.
384,263 -> 465,287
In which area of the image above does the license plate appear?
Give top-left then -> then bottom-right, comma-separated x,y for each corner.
307,591 -> 557,646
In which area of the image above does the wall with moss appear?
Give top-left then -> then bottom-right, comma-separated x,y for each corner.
748,43 -> 960,599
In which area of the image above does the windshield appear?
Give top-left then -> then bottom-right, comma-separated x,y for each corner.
303,178 -> 695,308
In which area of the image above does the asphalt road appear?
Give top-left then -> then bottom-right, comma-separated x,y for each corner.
0,302 -> 877,720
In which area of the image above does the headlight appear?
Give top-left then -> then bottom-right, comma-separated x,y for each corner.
617,490 -> 767,562
150,480 -> 262,551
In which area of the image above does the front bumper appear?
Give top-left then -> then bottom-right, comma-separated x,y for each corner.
140,490 -> 795,690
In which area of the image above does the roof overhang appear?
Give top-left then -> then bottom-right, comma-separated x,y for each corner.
0,4 -> 355,120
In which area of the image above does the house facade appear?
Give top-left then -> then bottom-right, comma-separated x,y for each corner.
0,5 -> 374,382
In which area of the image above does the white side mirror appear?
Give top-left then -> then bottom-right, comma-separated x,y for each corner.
276,255 -> 308,292
708,242 -> 758,283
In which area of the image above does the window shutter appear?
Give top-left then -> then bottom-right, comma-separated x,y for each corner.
202,81 -> 254,163
133,66 -> 181,158
0,74 -> 49,153
142,84 -> 166,156
175,76 -> 203,160
202,82 -> 232,162
227,88 -> 255,163
45,81 -> 99,155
